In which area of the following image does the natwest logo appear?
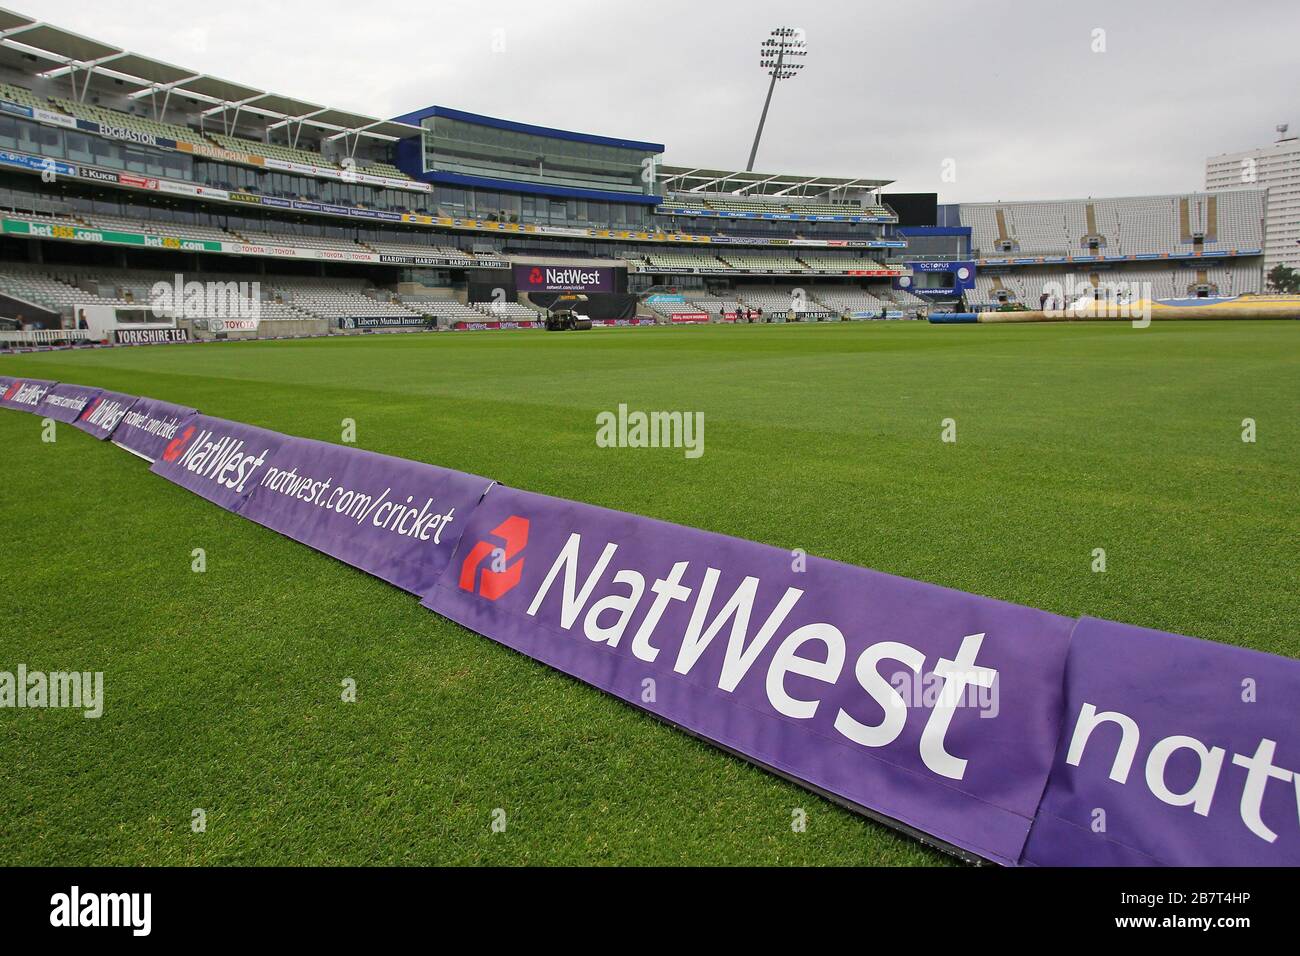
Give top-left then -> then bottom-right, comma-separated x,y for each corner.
79,396 -> 131,433
516,265 -> 607,290
459,516 -> 529,600
162,425 -> 197,462
6,381 -> 48,407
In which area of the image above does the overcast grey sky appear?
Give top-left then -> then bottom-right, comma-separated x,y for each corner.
18,0 -> 1300,201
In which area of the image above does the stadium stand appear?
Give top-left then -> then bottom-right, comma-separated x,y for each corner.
229,229 -> 369,253
0,81 -> 42,110
79,214 -> 234,243
0,14 -> 921,340
629,249 -> 893,275
357,161 -> 414,181
0,264 -> 132,310
48,96 -> 211,147
259,277 -> 415,320
469,301 -> 542,320
659,194 -> 893,219
880,287 -> 930,309
806,286 -> 894,314
364,240 -> 480,260
207,133 -> 338,169
961,191 -> 1266,257
684,292 -> 746,316
0,209 -> 82,228
795,253 -> 888,272
970,262 -> 1263,306
716,250 -> 808,272
647,299 -> 712,320
638,251 -> 729,272
734,286 -> 822,314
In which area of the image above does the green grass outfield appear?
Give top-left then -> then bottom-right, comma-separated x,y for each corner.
1,320 -> 1296,865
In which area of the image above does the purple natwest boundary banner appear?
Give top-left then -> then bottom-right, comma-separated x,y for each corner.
38,383 -> 102,424
149,416 -> 494,595
514,263 -> 614,293
1021,617 -> 1300,866
5,388 -> 1300,865
73,389 -> 139,440
150,414 -> 292,513
424,485 -> 1075,864
112,397 -> 197,462
236,439 -> 494,596
0,377 -> 56,413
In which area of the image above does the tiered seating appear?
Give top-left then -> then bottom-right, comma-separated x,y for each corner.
639,251 -> 728,271
208,133 -> 336,169
26,264 -> 318,320
970,263 -> 1263,306
635,250 -> 895,276
796,253 -> 885,272
657,198 -> 713,215
48,97 -> 209,146
786,201 -> 889,217
961,191 -> 1265,257
395,297 -> 486,322
264,278 -> 420,320
716,250 -> 806,272
0,81 -> 43,109
881,287 -> 930,308
0,264 -> 132,311
685,293 -> 746,315
358,161 -> 412,181
365,239 -> 478,259
0,209 -> 82,228
470,301 -> 541,320
81,214 -> 231,243
735,287 -> 821,314
647,300 -> 711,319
232,229 -> 366,252
806,286 -> 893,314
708,198 -> 789,214
660,193 -> 890,218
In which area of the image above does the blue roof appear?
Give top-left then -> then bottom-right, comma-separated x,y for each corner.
388,104 -> 664,154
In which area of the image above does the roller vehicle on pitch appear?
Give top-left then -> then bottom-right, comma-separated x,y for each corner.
545,295 -> 593,331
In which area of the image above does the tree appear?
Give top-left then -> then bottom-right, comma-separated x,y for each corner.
1265,264 -> 1300,294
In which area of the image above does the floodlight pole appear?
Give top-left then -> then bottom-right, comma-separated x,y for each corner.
746,43 -> 784,173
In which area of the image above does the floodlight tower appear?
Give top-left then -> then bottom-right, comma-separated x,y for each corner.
746,27 -> 807,172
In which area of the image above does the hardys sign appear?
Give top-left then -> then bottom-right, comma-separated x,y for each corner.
513,264 -> 615,293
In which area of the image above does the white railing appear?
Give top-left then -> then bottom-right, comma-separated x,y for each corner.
0,329 -> 96,346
